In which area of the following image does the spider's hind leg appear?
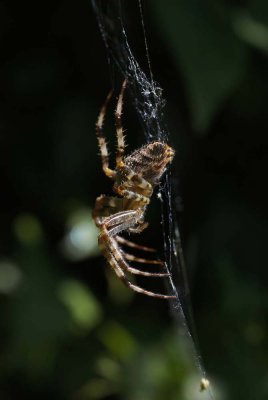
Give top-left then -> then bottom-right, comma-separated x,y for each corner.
105,246 -> 175,299
98,213 -> 174,298
123,252 -> 163,266
107,250 -> 175,299
116,236 -> 156,253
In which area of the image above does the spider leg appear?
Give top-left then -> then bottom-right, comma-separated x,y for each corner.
115,79 -> 127,168
116,236 -> 156,253
126,282 -> 176,299
127,172 -> 153,193
97,210 -> 164,268
106,249 -> 176,299
98,210 -> 142,249
92,195 -> 124,226
96,90 -> 116,179
114,165 -> 153,202
116,188 -> 150,205
99,215 -> 175,298
100,210 -> 140,231
128,221 -> 149,234
123,252 -> 164,265
93,196 -> 148,235
114,251 -> 168,277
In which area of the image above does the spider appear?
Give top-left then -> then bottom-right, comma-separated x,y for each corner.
92,80 -> 176,299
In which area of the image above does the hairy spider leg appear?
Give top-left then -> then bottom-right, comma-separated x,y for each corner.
122,166 -> 153,192
123,252 -> 163,265
116,187 -> 150,205
99,211 -> 168,277
94,195 -> 163,265
98,212 -> 174,293
115,79 -> 127,167
96,90 -> 115,179
116,235 -> 165,266
114,163 -> 153,197
116,236 -> 156,252
105,248 -> 175,299
128,221 -> 149,234
93,195 -> 124,225
99,209 -> 138,230
94,194 -> 149,237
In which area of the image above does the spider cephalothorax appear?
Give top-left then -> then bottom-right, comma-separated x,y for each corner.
92,80 -> 176,299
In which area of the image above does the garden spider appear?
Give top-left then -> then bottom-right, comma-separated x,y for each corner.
92,80 -> 176,299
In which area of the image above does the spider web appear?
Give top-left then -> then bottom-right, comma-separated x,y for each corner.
91,1 -> 214,398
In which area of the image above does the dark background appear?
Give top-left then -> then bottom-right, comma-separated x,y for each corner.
0,0 -> 268,399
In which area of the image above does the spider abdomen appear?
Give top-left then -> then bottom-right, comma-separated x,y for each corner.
124,141 -> 175,186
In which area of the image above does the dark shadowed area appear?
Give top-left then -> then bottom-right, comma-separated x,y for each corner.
0,1 -> 268,399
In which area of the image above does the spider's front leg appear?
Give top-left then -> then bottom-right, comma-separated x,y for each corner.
115,79 -> 127,168
96,89 -> 115,179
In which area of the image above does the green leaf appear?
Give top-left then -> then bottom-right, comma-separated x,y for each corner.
249,0 -> 268,26
233,13 -> 268,52
151,0 -> 247,132
232,1 -> 268,53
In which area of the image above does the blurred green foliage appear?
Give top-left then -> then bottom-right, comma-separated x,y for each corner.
152,0 -> 247,132
0,0 -> 268,399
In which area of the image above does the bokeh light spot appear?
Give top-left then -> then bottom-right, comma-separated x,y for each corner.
58,279 -> 102,331
0,260 -> 22,294
13,214 -> 43,244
